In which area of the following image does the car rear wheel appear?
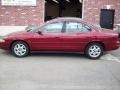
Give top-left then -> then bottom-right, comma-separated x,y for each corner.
11,41 -> 29,57
85,43 -> 103,59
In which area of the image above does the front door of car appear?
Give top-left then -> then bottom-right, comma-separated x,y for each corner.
61,22 -> 91,51
31,22 -> 64,50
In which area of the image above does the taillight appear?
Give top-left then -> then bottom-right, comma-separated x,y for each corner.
119,33 -> 120,38
117,35 -> 120,41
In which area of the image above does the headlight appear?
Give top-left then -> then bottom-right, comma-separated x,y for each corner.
0,39 -> 5,43
0,36 -> 6,43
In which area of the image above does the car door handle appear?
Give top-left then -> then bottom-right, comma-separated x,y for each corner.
55,37 -> 60,38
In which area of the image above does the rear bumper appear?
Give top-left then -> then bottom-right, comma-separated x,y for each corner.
113,41 -> 120,49
117,40 -> 120,47
106,41 -> 120,51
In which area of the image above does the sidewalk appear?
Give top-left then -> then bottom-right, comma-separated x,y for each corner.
0,26 -> 26,36
109,48 -> 120,59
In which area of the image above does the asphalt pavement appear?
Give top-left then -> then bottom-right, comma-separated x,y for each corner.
0,49 -> 120,90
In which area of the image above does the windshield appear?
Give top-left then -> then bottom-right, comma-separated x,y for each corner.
26,24 -> 44,32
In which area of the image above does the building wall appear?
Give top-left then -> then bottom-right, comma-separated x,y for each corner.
83,0 -> 120,25
0,0 -> 45,25
0,0 -> 120,26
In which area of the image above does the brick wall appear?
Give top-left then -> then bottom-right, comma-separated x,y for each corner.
0,0 -> 45,25
0,0 -> 120,26
83,0 -> 120,25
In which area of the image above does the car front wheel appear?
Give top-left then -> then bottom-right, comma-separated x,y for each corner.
11,41 -> 29,57
85,43 -> 103,59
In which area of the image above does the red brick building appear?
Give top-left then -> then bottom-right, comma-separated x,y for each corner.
0,0 -> 120,29
0,0 -> 45,25
83,0 -> 120,25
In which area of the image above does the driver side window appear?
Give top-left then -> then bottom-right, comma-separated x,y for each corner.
42,22 -> 63,33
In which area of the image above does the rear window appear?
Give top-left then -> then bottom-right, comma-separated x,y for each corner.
92,24 -> 102,30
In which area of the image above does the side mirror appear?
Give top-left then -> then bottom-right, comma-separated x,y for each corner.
38,31 -> 42,35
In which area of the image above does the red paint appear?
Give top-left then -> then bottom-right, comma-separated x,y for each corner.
0,18 -> 119,53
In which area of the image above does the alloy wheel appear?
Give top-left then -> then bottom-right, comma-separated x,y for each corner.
14,43 -> 27,56
88,45 -> 101,58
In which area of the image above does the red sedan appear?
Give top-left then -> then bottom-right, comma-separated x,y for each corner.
0,17 -> 119,59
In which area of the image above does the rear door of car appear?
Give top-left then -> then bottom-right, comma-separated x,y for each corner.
61,21 -> 91,52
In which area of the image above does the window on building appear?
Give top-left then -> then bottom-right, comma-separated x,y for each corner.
45,0 -> 83,21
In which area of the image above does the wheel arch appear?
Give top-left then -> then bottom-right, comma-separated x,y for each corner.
85,41 -> 106,52
10,40 -> 30,51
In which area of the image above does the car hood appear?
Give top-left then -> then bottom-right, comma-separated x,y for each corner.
6,31 -> 33,38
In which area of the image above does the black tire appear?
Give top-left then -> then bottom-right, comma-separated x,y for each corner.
11,41 -> 29,57
85,43 -> 103,59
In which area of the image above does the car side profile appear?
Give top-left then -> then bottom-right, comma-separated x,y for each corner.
0,17 -> 119,59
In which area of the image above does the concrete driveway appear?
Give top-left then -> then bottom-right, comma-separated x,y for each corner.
0,49 -> 120,90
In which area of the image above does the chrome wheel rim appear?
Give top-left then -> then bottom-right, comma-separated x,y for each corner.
14,44 -> 27,56
88,45 -> 101,58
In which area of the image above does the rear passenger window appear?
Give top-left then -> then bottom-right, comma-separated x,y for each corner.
65,22 -> 91,33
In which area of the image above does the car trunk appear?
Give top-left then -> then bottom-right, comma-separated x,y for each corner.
102,28 -> 120,42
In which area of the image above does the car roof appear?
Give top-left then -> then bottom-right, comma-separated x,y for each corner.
44,17 -> 99,30
46,17 -> 86,24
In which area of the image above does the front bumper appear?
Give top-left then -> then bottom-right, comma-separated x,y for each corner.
105,40 -> 120,51
0,42 -> 6,50
0,39 -> 9,50
117,40 -> 120,47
